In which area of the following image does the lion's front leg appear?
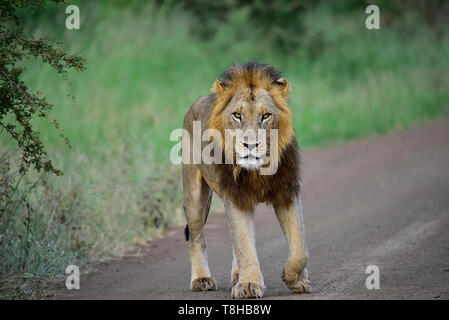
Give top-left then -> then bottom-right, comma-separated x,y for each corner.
274,197 -> 311,294
224,200 -> 264,299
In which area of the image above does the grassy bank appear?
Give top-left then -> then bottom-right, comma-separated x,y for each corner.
1,1 -> 448,298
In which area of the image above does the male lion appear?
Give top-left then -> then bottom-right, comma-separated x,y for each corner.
182,62 -> 310,299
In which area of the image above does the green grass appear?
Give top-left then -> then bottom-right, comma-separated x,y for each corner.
23,4 -> 449,157
1,1 -> 449,298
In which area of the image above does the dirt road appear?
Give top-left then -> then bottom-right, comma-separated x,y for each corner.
55,118 -> 449,300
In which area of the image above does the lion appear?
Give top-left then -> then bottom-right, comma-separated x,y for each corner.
182,61 -> 310,298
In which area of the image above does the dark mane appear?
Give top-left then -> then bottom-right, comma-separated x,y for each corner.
208,61 -> 299,211
220,61 -> 282,87
216,138 -> 301,211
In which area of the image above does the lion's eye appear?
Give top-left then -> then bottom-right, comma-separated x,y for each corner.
262,113 -> 271,121
232,112 -> 241,120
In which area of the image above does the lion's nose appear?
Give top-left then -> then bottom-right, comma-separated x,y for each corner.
243,142 -> 259,150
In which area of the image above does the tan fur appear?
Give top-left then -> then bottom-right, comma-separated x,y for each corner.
182,62 -> 310,298
209,66 -> 294,165
275,199 -> 311,293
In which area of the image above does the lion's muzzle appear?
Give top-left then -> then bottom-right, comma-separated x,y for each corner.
235,137 -> 267,170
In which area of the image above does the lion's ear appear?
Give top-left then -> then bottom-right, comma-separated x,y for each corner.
211,79 -> 226,94
274,78 -> 291,95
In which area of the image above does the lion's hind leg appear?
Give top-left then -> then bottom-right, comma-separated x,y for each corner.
231,247 -> 239,287
183,166 -> 216,291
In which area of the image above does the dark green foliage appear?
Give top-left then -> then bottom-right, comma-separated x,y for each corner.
169,0 -> 317,51
1,2 -> 85,297
155,0 -> 448,52
0,0 -> 86,175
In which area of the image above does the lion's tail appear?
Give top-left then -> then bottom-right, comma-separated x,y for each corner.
184,211 -> 209,242
184,224 -> 189,241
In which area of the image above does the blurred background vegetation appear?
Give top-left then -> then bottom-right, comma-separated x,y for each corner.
1,0 -> 448,298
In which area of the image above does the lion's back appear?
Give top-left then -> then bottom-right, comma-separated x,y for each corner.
183,94 -> 215,131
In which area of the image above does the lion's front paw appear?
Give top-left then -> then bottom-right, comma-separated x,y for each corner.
231,282 -> 264,299
190,277 -> 217,291
282,267 -> 311,294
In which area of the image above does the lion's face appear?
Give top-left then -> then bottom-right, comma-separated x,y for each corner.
222,87 -> 279,170
209,63 -> 294,173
